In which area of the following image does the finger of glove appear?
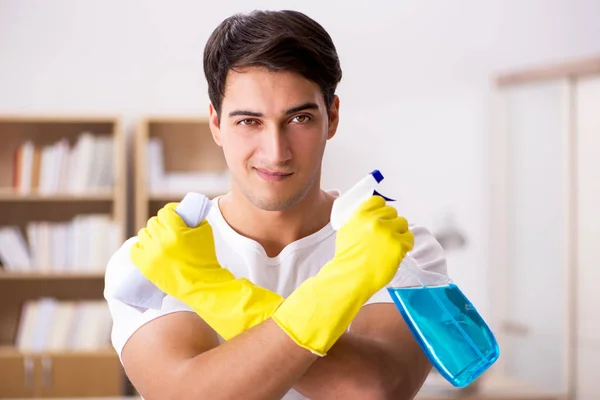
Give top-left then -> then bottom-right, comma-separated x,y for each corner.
385,215 -> 409,234
157,202 -> 187,230
135,226 -> 151,248
355,195 -> 386,214
163,202 -> 179,211
146,216 -> 163,239
394,229 -> 415,253
370,204 -> 399,221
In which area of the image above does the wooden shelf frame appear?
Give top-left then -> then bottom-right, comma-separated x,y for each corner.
496,55 -> 600,87
135,116 -> 229,232
491,55 -> 600,399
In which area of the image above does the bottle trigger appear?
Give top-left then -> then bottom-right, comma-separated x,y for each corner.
373,190 -> 395,202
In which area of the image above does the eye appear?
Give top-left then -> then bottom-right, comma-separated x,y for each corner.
237,118 -> 258,126
290,115 -> 311,124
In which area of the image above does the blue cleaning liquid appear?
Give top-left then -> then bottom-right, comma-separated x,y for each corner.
388,284 -> 500,388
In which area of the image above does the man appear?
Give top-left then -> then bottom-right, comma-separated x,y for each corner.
104,9 -> 448,400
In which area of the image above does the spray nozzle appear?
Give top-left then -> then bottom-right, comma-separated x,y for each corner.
330,169 -> 396,230
369,170 -> 395,202
374,190 -> 395,202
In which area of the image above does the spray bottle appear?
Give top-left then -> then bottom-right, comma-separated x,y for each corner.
331,169 -> 500,388
109,193 -> 212,311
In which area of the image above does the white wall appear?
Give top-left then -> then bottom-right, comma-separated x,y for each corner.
1,0 -> 600,317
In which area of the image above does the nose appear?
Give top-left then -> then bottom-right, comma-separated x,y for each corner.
259,124 -> 292,164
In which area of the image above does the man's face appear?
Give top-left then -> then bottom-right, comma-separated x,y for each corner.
209,67 -> 339,211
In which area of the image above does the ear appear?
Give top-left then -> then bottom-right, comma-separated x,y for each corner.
208,103 -> 223,147
327,95 -> 340,140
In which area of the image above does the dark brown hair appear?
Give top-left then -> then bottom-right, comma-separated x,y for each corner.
203,10 -> 342,119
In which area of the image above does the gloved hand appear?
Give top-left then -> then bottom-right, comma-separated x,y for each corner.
130,202 -> 284,340
272,195 -> 414,356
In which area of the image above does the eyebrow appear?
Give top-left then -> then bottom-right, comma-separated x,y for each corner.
228,102 -> 319,118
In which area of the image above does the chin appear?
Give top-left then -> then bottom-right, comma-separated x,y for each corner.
246,190 -> 306,212
253,196 -> 297,212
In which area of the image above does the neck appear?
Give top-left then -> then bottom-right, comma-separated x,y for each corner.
218,179 -> 335,258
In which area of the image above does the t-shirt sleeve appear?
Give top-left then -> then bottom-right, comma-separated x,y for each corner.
103,237 -> 195,362
363,224 -> 449,306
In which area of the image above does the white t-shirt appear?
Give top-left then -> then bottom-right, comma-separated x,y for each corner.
103,192 -> 448,400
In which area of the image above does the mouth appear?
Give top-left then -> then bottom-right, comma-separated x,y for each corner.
254,167 -> 294,182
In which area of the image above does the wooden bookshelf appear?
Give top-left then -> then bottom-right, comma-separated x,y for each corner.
135,116 -> 229,231
0,115 -> 126,397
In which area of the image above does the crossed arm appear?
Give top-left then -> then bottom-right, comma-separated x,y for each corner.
121,302 -> 431,400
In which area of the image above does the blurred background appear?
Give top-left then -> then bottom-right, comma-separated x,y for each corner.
0,0 -> 599,399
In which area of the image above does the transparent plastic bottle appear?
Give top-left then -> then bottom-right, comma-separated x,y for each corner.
331,170 -> 500,388
387,265 -> 499,387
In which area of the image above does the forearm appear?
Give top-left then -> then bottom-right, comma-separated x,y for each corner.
294,332 -> 431,400
171,318 -> 318,400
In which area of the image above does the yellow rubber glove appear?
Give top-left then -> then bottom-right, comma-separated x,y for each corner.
272,195 -> 414,356
130,202 -> 284,340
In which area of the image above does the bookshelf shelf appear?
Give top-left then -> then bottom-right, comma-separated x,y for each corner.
0,345 -> 116,357
148,191 -> 224,202
0,272 -> 105,280
0,189 -> 114,202
135,116 -> 229,231
0,115 -> 126,398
